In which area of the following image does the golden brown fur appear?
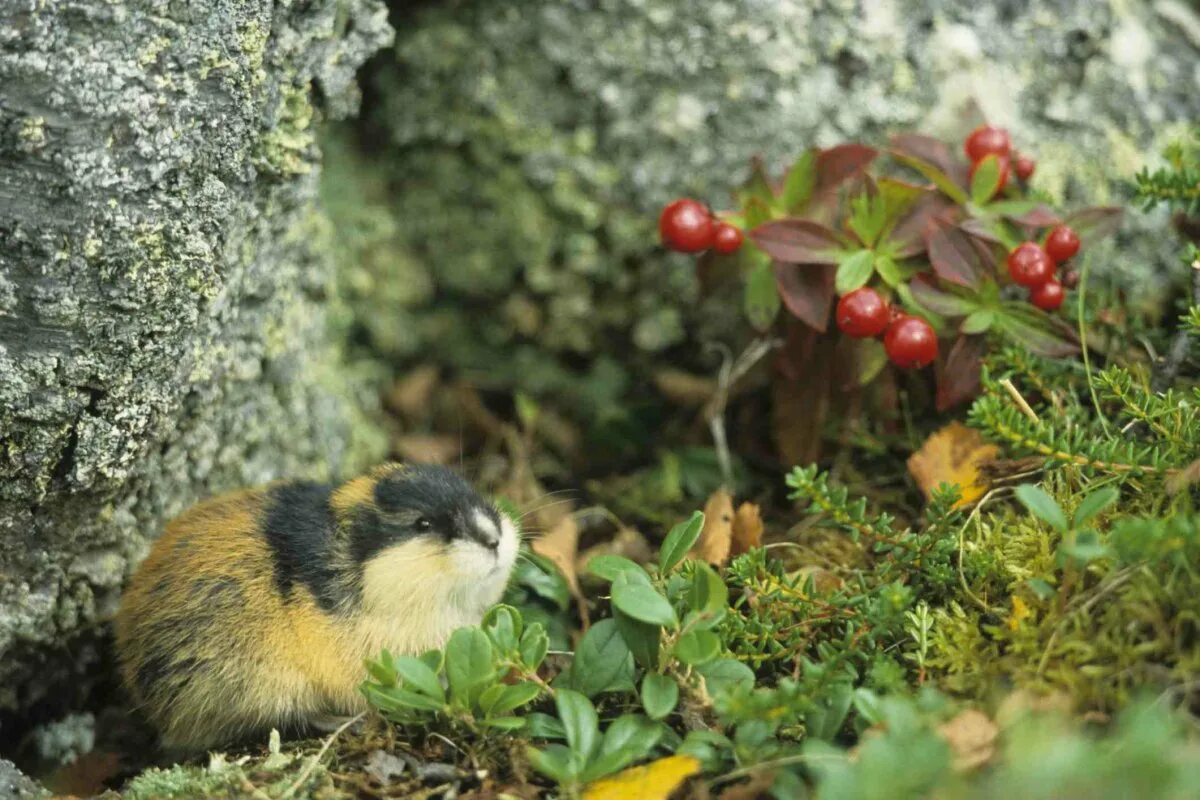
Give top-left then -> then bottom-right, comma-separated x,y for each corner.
115,464 -> 517,750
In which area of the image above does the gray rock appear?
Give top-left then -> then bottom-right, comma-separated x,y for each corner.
326,0 -> 1199,432
0,0 -> 392,715
0,758 -> 45,799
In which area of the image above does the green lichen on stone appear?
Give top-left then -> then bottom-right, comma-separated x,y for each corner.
323,0 -> 1200,431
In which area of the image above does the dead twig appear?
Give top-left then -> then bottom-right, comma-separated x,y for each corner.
281,713 -> 366,798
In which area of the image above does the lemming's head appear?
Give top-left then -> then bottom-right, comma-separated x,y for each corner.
332,464 -> 518,615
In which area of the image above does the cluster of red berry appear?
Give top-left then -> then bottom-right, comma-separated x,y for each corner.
1006,225 -> 1081,311
658,198 -> 745,255
963,124 -> 1036,195
836,288 -> 937,369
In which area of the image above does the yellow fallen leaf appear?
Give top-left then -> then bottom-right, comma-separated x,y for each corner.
936,709 -> 998,771
906,422 -> 999,508
582,755 -> 701,800
691,489 -> 734,565
731,501 -> 764,557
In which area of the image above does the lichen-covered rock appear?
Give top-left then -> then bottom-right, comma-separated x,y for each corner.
0,0 -> 392,717
0,758 -> 45,799
327,0 -> 1199,430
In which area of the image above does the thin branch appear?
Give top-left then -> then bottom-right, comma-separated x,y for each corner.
281,713 -> 365,798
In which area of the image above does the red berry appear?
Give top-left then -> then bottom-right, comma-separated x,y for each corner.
884,315 -> 939,369
1030,279 -> 1065,311
1044,225 -> 1080,263
659,198 -> 715,253
1007,242 -> 1055,287
1062,269 -> 1080,289
963,125 -> 1011,162
836,287 -> 890,338
712,223 -> 744,255
968,155 -> 1010,198
1014,153 -> 1036,181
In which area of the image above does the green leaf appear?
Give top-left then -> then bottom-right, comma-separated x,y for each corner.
744,258 -> 781,331
806,682 -> 854,740
582,715 -> 664,783
696,658 -> 755,697
834,249 -> 875,294
568,619 -> 636,697
555,689 -> 600,762
481,681 -> 542,716
908,276 -> 979,317
1074,487 -> 1119,528
482,604 -> 523,654
1060,530 -> 1110,563
1026,577 -> 1056,600
481,716 -> 525,731
640,673 -> 679,720
687,561 -> 729,624
992,303 -> 1080,358
364,656 -> 396,687
659,511 -> 705,573
874,253 -> 902,287
526,744 -> 575,784
586,554 -> 645,583
519,623 -> 550,669
848,193 -> 888,247
444,627 -> 496,709
612,573 -> 678,627
743,197 -> 773,231
511,552 -> 572,610
960,309 -> 994,334
613,608 -> 661,670
1014,484 -> 1069,532
781,149 -> 818,212
367,685 -> 446,713
970,154 -> 1003,205
673,629 -> 721,665
389,655 -> 446,701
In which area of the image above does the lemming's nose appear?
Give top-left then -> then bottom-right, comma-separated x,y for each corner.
468,509 -> 501,550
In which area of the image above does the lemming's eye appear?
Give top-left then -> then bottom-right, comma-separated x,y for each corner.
414,517 -> 432,532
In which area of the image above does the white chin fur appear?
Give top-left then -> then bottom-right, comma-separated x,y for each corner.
360,515 -> 519,636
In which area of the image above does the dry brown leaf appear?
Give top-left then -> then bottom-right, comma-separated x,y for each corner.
907,421 -> 1000,508
582,755 -> 701,800
576,526 -> 654,578
532,514 -> 589,627
1167,458 -> 1200,495
654,369 -> 717,407
936,709 -> 998,771
393,434 -> 460,465
44,750 -> 123,797
731,501 -> 763,556
385,365 -> 441,419
690,489 -> 734,566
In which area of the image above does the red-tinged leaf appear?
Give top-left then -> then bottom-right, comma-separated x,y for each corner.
892,151 -> 969,204
816,144 -> 878,191
887,192 -> 954,258
908,274 -> 980,317
936,334 -> 986,410
925,216 -> 988,288
750,219 -> 845,265
993,302 -> 1080,358
889,133 -> 960,177
1061,206 -> 1123,245
991,202 -> 1060,228
773,260 -> 835,332
959,218 -> 1004,245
